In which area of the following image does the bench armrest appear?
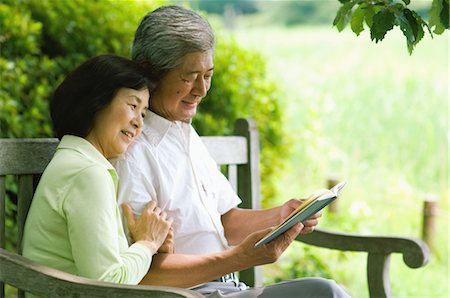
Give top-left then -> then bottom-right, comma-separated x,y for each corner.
296,228 -> 429,297
296,227 -> 429,268
0,249 -> 204,298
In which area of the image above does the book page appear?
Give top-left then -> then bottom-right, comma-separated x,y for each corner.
278,189 -> 332,225
255,181 -> 347,247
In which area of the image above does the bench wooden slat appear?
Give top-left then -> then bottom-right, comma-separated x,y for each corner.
0,176 -> 5,249
0,176 -> 5,296
0,248 -> 203,298
17,175 -> 35,254
201,136 -> 247,165
0,137 -> 247,173
0,139 -> 59,175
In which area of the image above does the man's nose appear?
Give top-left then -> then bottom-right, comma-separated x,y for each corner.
192,77 -> 209,98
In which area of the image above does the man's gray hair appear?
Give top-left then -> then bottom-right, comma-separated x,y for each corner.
132,5 -> 215,77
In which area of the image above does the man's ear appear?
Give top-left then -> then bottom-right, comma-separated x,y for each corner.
139,61 -> 162,82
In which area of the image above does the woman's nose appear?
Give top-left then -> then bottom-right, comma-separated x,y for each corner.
133,114 -> 144,128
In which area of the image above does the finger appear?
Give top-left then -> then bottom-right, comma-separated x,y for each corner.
144,200 -> 157,212
309,211 -> 322,219
121,203 -> 136,227
165,233 -> 174,244
284,223 -> 303,240
287,198 -> 302,208
160,211 -> 168,220
166,227 -> 174,237
268,223 -> 302,252
154,206 -> 162,215
253,227 -> 275,242
301,226 -> 315,234
303,218 -> 319,227
166,216 -> 174,225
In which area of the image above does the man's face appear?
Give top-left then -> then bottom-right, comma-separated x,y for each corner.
149,51 -> 214,121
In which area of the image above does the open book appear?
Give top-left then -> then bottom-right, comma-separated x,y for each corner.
255,181 -> 347,247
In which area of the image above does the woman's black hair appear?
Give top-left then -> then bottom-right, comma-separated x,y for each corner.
50,54 -> 157,140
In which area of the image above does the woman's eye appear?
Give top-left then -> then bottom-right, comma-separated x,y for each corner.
130,104 -> 136,110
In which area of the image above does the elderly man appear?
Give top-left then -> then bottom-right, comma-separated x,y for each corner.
113,5 -> 350,297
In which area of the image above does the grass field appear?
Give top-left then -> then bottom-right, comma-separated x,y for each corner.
230,22 -> 449,297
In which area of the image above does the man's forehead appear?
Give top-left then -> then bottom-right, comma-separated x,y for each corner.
180,52 -> 214,72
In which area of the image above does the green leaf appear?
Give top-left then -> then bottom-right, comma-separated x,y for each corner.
429,0 -> 447,34
333,2 -> 355,32
392,3 -> 406,11
411,10 -> 426,44
406,9 -> 420,40
351,4 -> 366,35
364,4 -> 376,28
398,9 -> 418,44
370,9 -> 395,42
440,0 -> 449,28
398,15 -> 414,42
400,9 -> 427,54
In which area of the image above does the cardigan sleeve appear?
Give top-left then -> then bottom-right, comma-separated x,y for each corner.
62,165 -> 153,284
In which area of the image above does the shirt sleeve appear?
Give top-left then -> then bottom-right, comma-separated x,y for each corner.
114,156 -> 158,217
213,166 -> 242,214
62,165 -> 152,284
200,147 -> 241,215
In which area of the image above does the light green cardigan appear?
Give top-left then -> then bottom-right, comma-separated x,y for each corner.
22,135 -> 152,284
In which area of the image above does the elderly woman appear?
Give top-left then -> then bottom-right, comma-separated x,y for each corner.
22,54 -> 172,285
114,5 -> 350,297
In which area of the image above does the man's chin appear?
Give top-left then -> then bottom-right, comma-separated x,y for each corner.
183,110 -> 197,122
182,117 -> 194,123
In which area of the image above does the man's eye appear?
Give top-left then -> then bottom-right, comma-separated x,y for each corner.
181,74 -> 197,83
130,104 -> 136,110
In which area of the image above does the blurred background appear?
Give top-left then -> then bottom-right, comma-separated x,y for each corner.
1,0 -> 448,297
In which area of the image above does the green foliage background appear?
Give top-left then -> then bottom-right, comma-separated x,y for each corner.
334,0 -> 449,54
0,0 -> 287,248
232,21 -> 448,297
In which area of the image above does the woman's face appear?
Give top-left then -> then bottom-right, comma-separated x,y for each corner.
150,51 -> 214,121
86,87 -> 149,159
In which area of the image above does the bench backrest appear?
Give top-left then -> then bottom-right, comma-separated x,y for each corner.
0,118 -> 263,296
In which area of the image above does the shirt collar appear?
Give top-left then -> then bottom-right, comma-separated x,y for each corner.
142,110 -> 191,146
57,135 -> 119,190
57,135 -> 115,170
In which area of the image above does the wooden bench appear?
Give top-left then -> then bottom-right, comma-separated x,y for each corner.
0,118 -> 429,297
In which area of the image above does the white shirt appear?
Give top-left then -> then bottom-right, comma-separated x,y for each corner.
113,111 -> 241,254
